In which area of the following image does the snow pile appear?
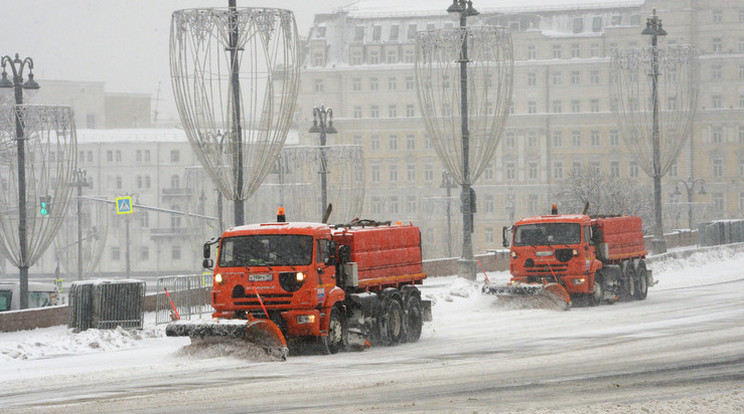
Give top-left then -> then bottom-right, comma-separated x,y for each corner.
0,325 -> 164,361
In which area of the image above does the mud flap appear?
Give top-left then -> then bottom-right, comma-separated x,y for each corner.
166,318 -> 289,360
482,282 -> 571,311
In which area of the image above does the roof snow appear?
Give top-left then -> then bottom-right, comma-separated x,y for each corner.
338,0 -> 645,17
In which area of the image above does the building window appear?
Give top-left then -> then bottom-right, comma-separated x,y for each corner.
389,25 -> 399,41
354,26 -> 365,42
352,77 -> 361,91
406,105 -> 415,117
424,164 -> 434,182
712,64 -> 722,80
505,131 -> 516,148
116,176 -> 122,189
552,100 -> 562,113
388,105 -> 397,118
405,76 -> 414,90
370,134 -> 380,151
353,106 -> 362,119
713,193 -> 724,212
406,134 -> 416,150
387,77 -> 397,90
572,131 -> 582,146
712,10 -> 723,23
485,196 -> 494,213
171,174 -> 180,189
591,130 -> 600,146
351,51 -> 362,65
528,162 -> 538,180
528,101 -> 537,114
485,226 -> 494,244
553,162 -> 563,179
712,38 -> 722,53
370,105 -> 379,118
116,150 -> 122,162
388,196 -> 399,214
552,45 -> 561,59
314,79 -> 323,92
407,24 -> 418,40
172,245 -> 181,260
86,114 -> 96,129
571,100 -> 581,113
592,16 -> 602,32
571,71 -> 580,85
739,126 -> 744,143
590,70 -> 599,84
145,176 -> 151,188
552,130 -> 563,147
484,162 -> 494,180
388,134 -> 398,150
590,43 -> 600,57
369,77 -> 379,90
591,99 -> 600,112
610,161 -> 620,177
369,50 -> 379,64
406,196 -> 417,214
388,164 -> 398,182
506,162 -> 516,180
571,44 -> 581,58
712,95 -> 722,109
629,161 -> 639,178
712,127 -> 723,143
610,130 -> 620,146
552,71 -> 562,85
527,72 -> 536,86
371,165 -> 381,183
140,247 -> 149,261
573,18 -> 583,33
713,158 -> 724,177
170,150 -> 179,163
406,164 -> 416,182
572,162 -> 581,177
527,45 -> 536,59
371,197 -> 383,215
386,50 -> 397,63
313,52 -> 324,67
404,49 -> 414,63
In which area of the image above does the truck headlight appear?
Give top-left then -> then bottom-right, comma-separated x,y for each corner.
571,278 -> 586,285
296,272 -> 306,282
510,251 -> 517,259
297,315 -> 315,324
214,273 -> 223,284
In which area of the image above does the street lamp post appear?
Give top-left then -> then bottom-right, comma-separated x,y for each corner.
440,170 -> 458,257
447,0 -> 479,280
642,8 -> 668,254
308,105 -> 337,218
674,177 -> 706,230
73,169 -> 90,279
1,53 -> 40,309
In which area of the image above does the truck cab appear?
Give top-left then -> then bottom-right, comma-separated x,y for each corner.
208,222 -> 343,339
506,214 -> 601,295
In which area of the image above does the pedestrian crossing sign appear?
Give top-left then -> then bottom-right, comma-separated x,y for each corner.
115,196 -> 133,214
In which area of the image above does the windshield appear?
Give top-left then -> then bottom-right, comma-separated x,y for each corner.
513,223 -> 581,246
218,234 -> 314,267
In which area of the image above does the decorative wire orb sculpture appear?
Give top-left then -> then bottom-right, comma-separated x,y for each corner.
0,105 -> 76,267
415,26 -> 513,185
610,45 -> 698,177
53,198 -> 109,279
170,8 -> 301,211
250,145 -> 365,223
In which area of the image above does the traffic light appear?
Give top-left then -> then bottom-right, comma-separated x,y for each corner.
40,195 -> 51,216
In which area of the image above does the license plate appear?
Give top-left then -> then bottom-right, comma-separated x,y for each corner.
536,251 -> 553,257
249,273 -> 273,282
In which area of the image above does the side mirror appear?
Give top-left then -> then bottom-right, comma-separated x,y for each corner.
203,242 -> 211,259
502,226 -> 510,248
203,258 -> 214,269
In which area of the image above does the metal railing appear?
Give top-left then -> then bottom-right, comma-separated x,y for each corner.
156,274 -> 213,325
68,280 -> 146,331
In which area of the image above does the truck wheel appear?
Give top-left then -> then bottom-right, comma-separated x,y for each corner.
622,261 -> 636,300
402,294 -> 423,343
322,307 -> 345,354
590,278 -> 602,306
379,297 -> 404,346
634,261 -> 648,300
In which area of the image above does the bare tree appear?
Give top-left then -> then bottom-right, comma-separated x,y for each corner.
555,165 -> 654,232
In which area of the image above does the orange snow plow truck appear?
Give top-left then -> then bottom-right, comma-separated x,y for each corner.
166,212 -> 431,359
483,205 -> 655,310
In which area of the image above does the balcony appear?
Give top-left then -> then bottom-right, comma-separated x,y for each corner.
161,187 -> 192,197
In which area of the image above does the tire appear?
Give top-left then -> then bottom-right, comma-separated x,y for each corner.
634,261 -> 648,300
322,307 -> 345,354
402,294 -> 423,343
589,277 -> 602,306
622,261 -> 636,300
379,296 -> 404,346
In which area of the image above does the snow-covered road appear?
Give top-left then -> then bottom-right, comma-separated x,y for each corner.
2,247 -> 743,413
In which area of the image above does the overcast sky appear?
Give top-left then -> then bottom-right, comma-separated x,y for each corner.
0,0 -> 355,121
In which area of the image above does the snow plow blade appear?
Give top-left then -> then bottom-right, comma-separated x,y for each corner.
166,318 -> 289,360
482,282 -> 571,311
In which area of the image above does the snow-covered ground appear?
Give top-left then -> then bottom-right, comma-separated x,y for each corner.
1,247 -> 743,413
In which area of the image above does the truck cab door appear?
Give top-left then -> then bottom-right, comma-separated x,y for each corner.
583,225 -> 596,260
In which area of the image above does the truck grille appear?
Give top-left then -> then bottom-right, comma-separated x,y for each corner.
524,263 -> 568,277
233,293 -> 293,307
